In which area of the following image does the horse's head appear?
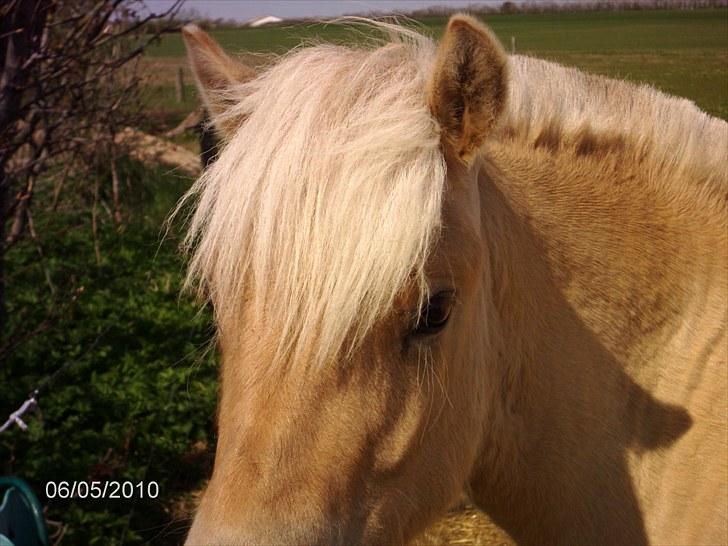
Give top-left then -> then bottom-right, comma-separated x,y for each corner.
181,15 -> 507,545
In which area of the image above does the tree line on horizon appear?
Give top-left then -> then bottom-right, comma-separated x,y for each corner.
168,0 -> 728,31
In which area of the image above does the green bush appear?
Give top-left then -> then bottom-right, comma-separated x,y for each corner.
0,160 -> 217,545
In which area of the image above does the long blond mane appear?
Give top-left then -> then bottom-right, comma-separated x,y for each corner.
179,28 -> 444,368
178,21 -> 726,370
504,55 -> 727,204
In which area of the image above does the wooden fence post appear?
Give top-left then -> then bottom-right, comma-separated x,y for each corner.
175,67 -> 185,103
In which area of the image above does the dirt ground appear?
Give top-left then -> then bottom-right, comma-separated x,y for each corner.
116,126 -> 201,177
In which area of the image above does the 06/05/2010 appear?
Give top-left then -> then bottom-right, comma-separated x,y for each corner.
45,480 -> 159,500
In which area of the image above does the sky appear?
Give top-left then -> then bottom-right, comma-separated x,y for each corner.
145,0 -> 505,21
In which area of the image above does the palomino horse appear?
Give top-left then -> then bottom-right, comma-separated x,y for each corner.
178,15 -> 727,545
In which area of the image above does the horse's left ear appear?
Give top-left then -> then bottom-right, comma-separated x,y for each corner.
182,24 -> 257,138
428,15 -> 508,164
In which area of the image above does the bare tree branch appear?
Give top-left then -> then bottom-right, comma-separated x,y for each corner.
0,0 -> 182,337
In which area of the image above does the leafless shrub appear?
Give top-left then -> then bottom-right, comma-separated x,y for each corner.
0,0 -> 181,332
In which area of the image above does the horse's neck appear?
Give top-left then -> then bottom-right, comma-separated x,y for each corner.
469,137 -> 726,544
480,134 -> 725,375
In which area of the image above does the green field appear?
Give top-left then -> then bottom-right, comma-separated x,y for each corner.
147,8 -> 728,119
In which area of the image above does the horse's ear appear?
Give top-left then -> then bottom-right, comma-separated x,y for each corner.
182,24 -> 257,138
428,15 -> 508,164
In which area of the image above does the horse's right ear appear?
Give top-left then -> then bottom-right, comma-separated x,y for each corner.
182,24 -> 257,138
428,15 -> 508,165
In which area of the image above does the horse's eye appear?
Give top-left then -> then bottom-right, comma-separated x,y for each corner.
413,290 -> 455,336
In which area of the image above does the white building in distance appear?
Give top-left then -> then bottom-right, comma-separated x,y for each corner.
247,15 -> 283,27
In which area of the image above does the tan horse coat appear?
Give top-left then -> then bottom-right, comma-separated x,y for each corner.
179,15 -> 727,545
466,50 -> 727,546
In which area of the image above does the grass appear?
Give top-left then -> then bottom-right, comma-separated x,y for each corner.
1,160 -> 217,545
145,8 -> 728,119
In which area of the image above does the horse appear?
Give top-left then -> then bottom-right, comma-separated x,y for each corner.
177,15 -> 727,545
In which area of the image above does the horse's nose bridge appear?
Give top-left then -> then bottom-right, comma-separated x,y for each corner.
186,493 -> 365,546
195,351 -> 390,545
187,437 -> 367,545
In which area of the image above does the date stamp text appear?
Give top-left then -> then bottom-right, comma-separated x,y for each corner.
45,480 -> 159,500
